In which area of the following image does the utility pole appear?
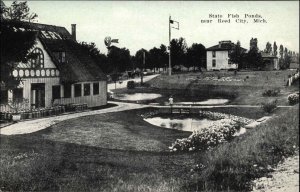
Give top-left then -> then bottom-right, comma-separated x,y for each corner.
169,15 -> 172,76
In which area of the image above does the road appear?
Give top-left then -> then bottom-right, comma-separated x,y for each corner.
107,74 -> 159,91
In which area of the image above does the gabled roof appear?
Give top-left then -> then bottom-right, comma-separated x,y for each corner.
1,20 -> 106,83
207,41 -> 247,51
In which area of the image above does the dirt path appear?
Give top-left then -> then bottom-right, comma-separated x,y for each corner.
252,152 -> 299,192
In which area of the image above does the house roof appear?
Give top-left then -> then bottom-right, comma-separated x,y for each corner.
1,20 -> 106,83
206,41 -> 247,51
261,52 -> 278,58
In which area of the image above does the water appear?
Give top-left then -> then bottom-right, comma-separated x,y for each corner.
113,93 -> 162,101
144,116 -> 247,136
175,99 -> 229,105
144,116 -> 225,132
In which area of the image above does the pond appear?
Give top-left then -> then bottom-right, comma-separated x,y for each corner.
113,93 -> 162,101
174,99 -> 229,105
144,115 -> 246,135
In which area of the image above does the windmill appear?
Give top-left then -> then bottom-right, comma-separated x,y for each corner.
104,36 -> 119,48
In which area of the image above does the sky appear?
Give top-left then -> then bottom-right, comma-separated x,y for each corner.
4,1 -> 300,55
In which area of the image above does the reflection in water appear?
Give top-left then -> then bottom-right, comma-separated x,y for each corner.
113,93 -> 162,101
144,116 -> 226,132
175,99 -> 229,105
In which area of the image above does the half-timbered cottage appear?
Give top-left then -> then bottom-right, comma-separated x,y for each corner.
1,20 -> 107,111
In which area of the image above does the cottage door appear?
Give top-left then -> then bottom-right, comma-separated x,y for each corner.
31,83 -> 45,108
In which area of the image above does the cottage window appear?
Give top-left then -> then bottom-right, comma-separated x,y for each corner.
84,83 -> 90,96
212,51 -> 216,58
93,82 -> 99,95
74,84 -> 81,97
64,84 -> 71,98
0,90 -> 8,104
30,48 -> 44,68
52,85 -> 61,100
212,59 -> 216,67
12,88 -> 23,102
59,52 -> 66,63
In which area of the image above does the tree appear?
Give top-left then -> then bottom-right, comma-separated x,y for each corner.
1,1 -> 38,90
273,42 -> 277,57
244,38 -> 262,69
170,37 -> 187,70
79,42 -> 109,74
229,40 -> 246,69
264,42 -> 272,54
107,46 -> 131,73
186,43 -> 206,71
1,1 -> 37,22
279,45 -> 284,59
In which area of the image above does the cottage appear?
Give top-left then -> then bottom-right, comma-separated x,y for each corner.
261,52 -> 279,70
1,20 -> 107,111
206,40 -> 246,71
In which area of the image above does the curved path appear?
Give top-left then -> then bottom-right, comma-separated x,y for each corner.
0,102 -> 147,135
0,101 -> 293,135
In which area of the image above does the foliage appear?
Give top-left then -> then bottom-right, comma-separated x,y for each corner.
79,42 -> 110,73
1,24 -> 37,89
261,100 -> 277,113
262,89 -> 280,97
169,119 -> 240,152
170,37 -> 187,69
229,40 -> 246,69
264,42 -> 272,54
107,46 -> 131,72
1,1 -> 38,22
189,107 -> 299,191
273,41 -> 277,57
186,43 -> 206,71
8,98 -> 29,114
1,1 -> 38,89
288,93 -> 299,105
279,44 -> 284,59
127,81 -> 135,89
147,45 -> 169,71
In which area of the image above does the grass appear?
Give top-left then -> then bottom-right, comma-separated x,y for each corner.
0,108 -> 195,191
0,105 -> 298,191
146,70 -> 299,106
187,106 -> 299,191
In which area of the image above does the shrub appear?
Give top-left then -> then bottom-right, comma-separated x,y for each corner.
261,100 -> 277,113
288,93 -> 299,105
262,89 -> 280,97
169,119 -> 241,152
127,81 -> 135,89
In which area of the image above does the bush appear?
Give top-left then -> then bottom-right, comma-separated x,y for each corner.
169,119 -> 241,152
261,100 -> 277,113
262,89 -> 280,97
288,93 -> 299,105
127,81 -> 135,89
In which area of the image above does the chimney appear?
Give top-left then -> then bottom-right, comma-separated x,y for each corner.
71,24 -> 76,41
218,41 -> 222,48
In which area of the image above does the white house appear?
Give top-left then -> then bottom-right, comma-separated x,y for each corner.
206,40 -> 246,71
1,20 -> 107,111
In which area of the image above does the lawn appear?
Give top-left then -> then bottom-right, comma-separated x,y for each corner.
1,104 -> 298,191
146,70 -> 299,105
0,108 -> 195,191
